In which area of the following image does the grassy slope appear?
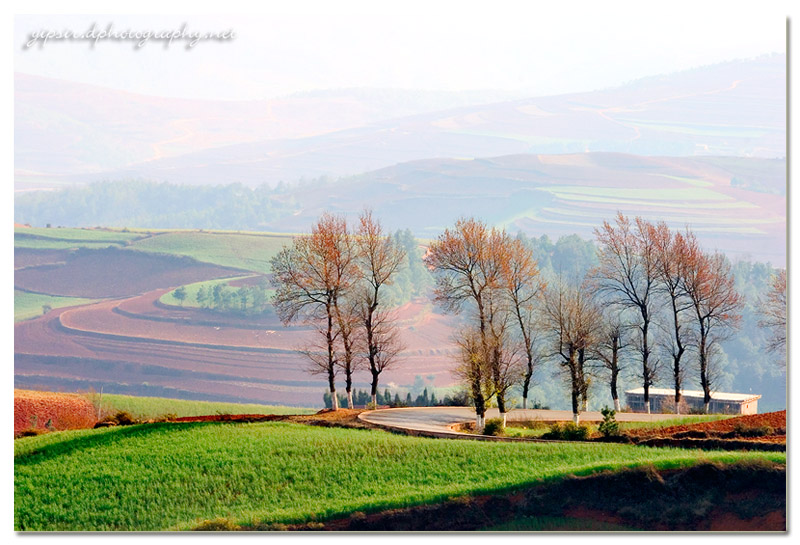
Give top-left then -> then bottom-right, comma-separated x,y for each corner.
128,231 -> 293,273
14,290 -> 101,322
96,393 -> 314,419
14,422 -> 785,531
14,228 -> 293,273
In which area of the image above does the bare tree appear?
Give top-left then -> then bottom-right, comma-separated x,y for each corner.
593,213 -> 660,413
500,237 -> 544,409
355,210 -> 407,406
759,269 -> 787,364
541,276 -> 601,424
270,213 -> 359,411
681,244 -> 743,413
592,311 -> 629,412
333,295 -> 362,409
650,222 -> 694,414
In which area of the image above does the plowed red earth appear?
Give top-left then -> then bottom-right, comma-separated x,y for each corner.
15,287 -> 459,406
627,411 -> 786,445
14,247 -> 241,298
628,411 -> 786,436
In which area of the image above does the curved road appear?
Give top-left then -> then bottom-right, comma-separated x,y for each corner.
359,407 -> 689,439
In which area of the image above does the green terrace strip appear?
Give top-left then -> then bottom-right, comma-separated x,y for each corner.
14,227 -> 144,242
14,421 -> 785,531
128,231 -> 293,273
14,290 -> 102,322
94,394 -> 315,419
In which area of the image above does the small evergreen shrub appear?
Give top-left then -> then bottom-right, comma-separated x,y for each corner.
598,406 -> 620,437
483,418 -> 505,436
542,422 -> 590,441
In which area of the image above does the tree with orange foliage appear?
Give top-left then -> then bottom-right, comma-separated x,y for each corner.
425,218 -> 522,428
270,213 -> 360,411
681,245 -> 743,413
759,269 -> 786,364
593,213 -> 660,413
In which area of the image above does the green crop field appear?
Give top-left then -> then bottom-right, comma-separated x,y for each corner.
129,231 -> 293,273
159,276 -> 266,307
14,227 -> 143,242
14,422 -> 784,531
95,393 -> 314,419
14,290 -> 101,322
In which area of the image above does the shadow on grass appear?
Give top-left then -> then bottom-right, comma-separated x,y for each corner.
14,422 -> 218,465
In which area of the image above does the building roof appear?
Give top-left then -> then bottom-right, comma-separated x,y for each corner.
624,388 -> 761,403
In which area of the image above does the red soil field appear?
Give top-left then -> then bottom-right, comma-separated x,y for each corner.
14,247 -> 241,298
15,290 -> 460,406
15,248 -> 70,270
628,411 -> 786,440
14,389 -> 97,436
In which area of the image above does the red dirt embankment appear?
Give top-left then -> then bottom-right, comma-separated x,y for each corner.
14,389 -> 97,436
621,411 -> 786,450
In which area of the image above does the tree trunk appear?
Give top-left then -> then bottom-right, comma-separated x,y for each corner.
610,363 -> 619,413
569,348 -> 581,423
329,381 -> 339,411
522,395 -> 528,410
613,398 -> 621,412
326,301 -> 337,410
573,412 -> 580,425
370,371 -> 379,407
642,312 -> 651,414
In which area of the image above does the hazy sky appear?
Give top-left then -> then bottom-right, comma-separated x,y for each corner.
14,1 -> 788,101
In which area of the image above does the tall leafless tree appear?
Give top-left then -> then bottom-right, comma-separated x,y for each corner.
355,210 -> 407,406
759,269 -> 787,365
650,222 -> 694,414
592,312 -> 629,412
594,213 -> 660,413
541,276 -> 601,424
681,244 -> 743,413
500,237 -> 544,409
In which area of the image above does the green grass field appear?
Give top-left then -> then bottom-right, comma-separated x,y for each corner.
129,231 -> 293,273
94,393 -> 314,419
14,422 -> 784,531
14,290 -> 101,322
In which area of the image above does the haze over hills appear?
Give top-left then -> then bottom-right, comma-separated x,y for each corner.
15,54 -> 784,191
14,73 -> 523,186
16,55 -> 786,189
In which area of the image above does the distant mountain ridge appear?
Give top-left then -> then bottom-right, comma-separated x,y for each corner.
15,54 -> 784,190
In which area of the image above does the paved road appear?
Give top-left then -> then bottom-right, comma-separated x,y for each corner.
359,407 -> 691,438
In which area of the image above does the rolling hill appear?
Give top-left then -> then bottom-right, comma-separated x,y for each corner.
25,54 -> 783,190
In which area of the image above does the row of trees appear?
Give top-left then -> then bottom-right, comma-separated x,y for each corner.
425,214 -> 749,425
270,211 -> 406,410
271,210 -> 785,422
